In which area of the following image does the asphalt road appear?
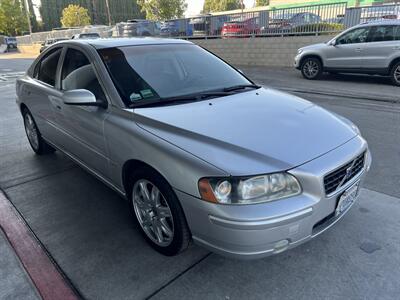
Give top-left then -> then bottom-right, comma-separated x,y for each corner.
0,59 -> 399,300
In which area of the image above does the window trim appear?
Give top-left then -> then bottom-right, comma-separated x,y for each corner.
33,46 -> 64,89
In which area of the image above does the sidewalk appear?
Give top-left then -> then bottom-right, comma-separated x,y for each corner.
0,191 -> 79,300
0,230 -> 40,300
0,52 -> 38,60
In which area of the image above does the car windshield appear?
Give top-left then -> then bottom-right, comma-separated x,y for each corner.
98,43 -> 252,107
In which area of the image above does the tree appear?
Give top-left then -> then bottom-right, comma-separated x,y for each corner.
0,0 -> 28,36
255,0 -> 269,6
138,0 -> 186,20
203,0 -> 241,13
60,4 -> 91,27
40,0 -> 144,31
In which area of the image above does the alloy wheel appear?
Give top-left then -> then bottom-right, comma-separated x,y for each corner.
132,179 -> 174,247
394,65 -> 400,84
24,113 -> 39,150
303,60 -> 319,78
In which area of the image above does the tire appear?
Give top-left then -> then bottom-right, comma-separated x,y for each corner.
301,57 -> 323,80
22,108 -> 55,155
390,62 -> 400,86
128,167 -> 191,256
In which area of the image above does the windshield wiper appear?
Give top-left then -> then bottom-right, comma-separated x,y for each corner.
223,84 -> 261,92
129,91 -> 232,108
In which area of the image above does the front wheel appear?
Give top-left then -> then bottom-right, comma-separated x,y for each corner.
301,57 -> 323,80
390,62 -> 400,86
129,168 -> 191,256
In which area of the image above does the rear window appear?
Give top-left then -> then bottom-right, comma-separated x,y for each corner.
368,25 -> 398,42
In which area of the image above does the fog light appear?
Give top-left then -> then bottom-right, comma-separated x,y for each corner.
273,239 -> 289,254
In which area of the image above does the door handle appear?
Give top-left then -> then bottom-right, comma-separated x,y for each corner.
355,48 -> 363,52
393,46 -> 400,50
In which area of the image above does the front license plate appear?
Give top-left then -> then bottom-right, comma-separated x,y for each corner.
335,182 -> 360,216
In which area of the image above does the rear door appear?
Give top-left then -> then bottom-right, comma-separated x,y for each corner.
21,47 -> 63,143
324,26 -> 370,69
362,25 -> 400,70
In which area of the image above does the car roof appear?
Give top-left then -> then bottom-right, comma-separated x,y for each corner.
62,37 -> 193,49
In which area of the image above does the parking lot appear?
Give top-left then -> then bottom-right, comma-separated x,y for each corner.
0,58 -> 399,300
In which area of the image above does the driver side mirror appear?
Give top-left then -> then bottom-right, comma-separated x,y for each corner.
63,89 -> 107,108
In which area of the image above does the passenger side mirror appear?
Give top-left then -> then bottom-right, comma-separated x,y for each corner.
63,89 -> 107,108
329,39 -> 337,46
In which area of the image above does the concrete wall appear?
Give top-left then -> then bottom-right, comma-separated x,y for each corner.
14,35 -> 336,67
193,35 -> 335,67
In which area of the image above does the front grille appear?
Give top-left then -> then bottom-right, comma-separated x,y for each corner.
324,152 -> 365,195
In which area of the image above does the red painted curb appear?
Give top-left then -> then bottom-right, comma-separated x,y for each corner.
0,190 -> 78,300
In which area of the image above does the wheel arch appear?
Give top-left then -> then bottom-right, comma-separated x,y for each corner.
20,103 -> 28,114
389,57 -> 400,73
300,54 -> 324,69
122,159 -> 170,198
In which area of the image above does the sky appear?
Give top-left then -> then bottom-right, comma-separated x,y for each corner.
185,0 -> 256,16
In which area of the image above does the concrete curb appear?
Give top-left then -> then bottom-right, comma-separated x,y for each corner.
0,190 -> 79,300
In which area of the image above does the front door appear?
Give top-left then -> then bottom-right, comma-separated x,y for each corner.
53,47 -> 110,178
324,27 -> 371,69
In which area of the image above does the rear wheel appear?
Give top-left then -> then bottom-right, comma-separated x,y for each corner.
129,167 -> 191,256
22,108 -> 55,155
390,62 -> 400,86
301,57 -> 323,80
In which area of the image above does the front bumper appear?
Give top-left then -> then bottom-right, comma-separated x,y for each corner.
177,135 -> 371,259
294,53 -> 302,69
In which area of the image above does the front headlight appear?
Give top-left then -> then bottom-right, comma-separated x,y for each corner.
198,173 -> 301,205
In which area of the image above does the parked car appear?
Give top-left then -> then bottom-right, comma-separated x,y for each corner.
0,36 -> 18,52
117,19 -> 157,37
190,15 -> 211,37
267,12 -> 321,34
17,38 -> 371,259
221,17 -> 260,38
160,20 -> 193,37
39,38 -> 69,53
160,21 -> 180,37
295,20 -> 400,85
71,32 -> 101,39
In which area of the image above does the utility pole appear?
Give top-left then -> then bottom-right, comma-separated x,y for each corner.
105,0 -> 112,25
23,0 -> 33,35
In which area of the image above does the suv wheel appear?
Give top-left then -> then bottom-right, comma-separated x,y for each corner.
129,167 -> 191,256
301,57 -> 323,80
390,62 -> 400,86
22,108 -> 55,155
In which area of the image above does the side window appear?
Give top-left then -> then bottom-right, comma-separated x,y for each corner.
368,26 -> 395,42
394,26 -> 400,41
61,48 -> 106,102
337,27 -> 370,45
36,48 -> 62,86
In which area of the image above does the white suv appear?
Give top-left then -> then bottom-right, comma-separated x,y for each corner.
295,20 -> 400,86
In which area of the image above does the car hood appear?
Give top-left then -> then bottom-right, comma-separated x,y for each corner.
300,43 -> 329,52
133,88 -> 357,176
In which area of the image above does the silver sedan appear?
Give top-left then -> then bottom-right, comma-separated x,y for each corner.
16,38 -> 371,259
